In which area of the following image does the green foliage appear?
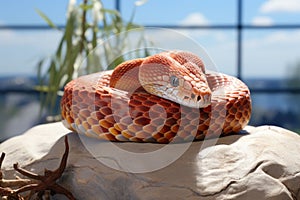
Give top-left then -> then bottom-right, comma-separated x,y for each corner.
36,0 -> 145,115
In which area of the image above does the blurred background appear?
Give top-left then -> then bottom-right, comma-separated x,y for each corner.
0,0 -> 300,141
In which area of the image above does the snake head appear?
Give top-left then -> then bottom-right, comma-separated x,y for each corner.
139,51 -> 212,108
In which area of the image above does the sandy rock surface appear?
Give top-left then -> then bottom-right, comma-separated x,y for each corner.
0,123 -> 299,199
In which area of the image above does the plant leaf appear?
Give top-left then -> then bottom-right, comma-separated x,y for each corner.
101,8 -> 120,17
80,4 -> 93,11
35,8 -> 58,29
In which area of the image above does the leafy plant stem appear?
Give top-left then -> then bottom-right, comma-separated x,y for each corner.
80,0 -> 88,54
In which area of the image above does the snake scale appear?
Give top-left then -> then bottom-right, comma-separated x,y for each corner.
61,51 -> 251,143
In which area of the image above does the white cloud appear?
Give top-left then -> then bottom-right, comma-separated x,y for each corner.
251,16 -> 273,26
243,30 -> 300,77
157,29 -> 300,78
260,0 -> 300,13
177,13 -> 228,46
179,12 -> 209,26
135,0 -> 148,6
1,26 -> 300,78
265,31 -> 299,43
245,30 -> 300,47
0,29 -> 62,75
0,29 -> 61,47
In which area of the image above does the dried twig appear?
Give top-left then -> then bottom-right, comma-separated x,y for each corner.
0,136 -> 75,200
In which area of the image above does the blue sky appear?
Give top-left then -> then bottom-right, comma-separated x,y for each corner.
0,0 -> 300,78
1,0 -> 300,25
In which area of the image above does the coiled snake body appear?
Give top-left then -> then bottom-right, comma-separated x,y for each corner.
61,51 -> 251,143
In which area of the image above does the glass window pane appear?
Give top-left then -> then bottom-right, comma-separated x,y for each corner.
0,92 -> 40,141
0,30 -> 62,75
177,29 -> 237,76
244,0 -> 300,25
0,0 -> 69,25
137,29 -> 237,76
250,93 -> 300,132
122,0 -> 237,25
242,30 -> 300,79
0,0 -> 115,25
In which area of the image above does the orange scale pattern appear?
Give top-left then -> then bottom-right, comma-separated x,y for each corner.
61,70 -> 251,144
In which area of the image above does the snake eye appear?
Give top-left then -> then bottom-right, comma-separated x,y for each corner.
170,75 -> 179,87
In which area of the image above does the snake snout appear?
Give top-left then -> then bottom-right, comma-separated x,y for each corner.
191,93 -> 211,108
202,94 -> 211,107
